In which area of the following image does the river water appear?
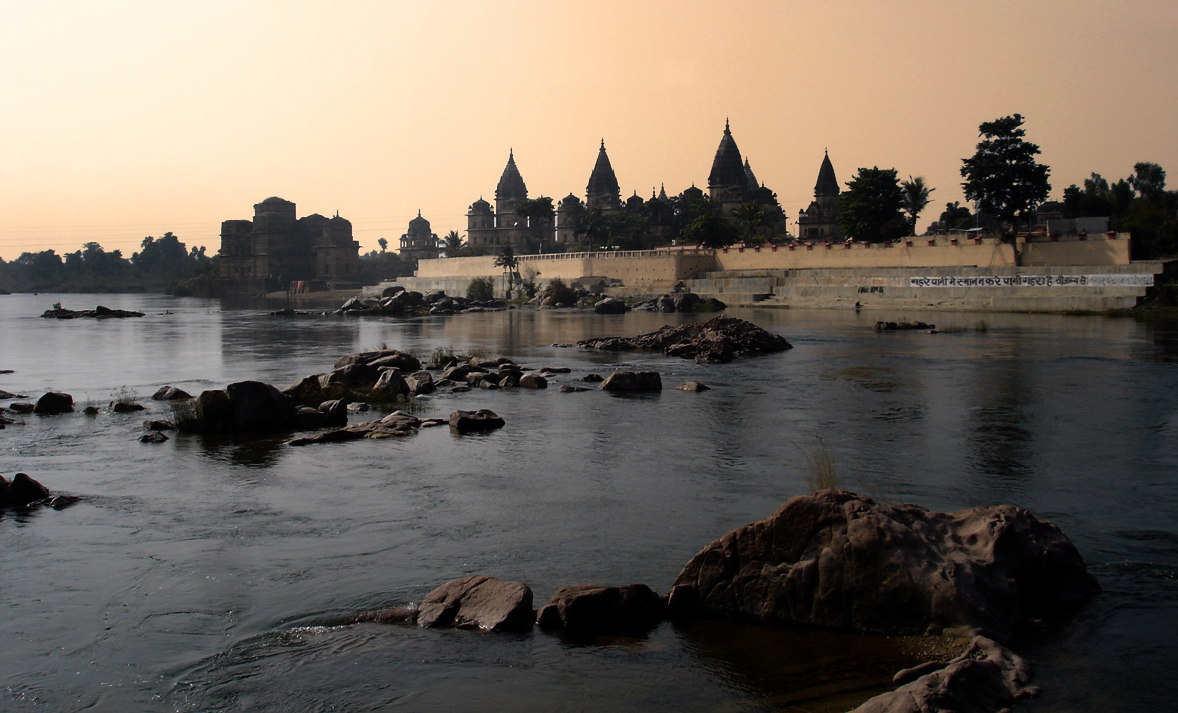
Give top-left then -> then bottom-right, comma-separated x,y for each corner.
1,293 -> 1176,712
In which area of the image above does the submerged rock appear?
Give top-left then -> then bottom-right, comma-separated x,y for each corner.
536,584 -> 665,636
668,489 -> 1100,643
40,305 -> 145,319
600,371 -> 662,392
578,315 -> 790,363
449,409 -> 505,433
850,636 -> 1038,713
151,386 -> 192,401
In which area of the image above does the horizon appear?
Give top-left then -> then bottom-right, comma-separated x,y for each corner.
2,0 -> 1175,261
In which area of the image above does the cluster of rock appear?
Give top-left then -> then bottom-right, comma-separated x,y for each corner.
630,292 -> 726,313
577,315 -> 792,363
344,490 -> 1099,712
875,320 -> 935,331
40,304 -> 145,319
0,472 -> 77,510
430,359 -> 550,392
290,408 -> 504,446
337,288 -> 506,317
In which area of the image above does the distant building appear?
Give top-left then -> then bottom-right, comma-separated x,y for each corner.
467,150 -> 552,249
399,211 -> 440,261
218,197 -> 360,291
798,152 -> 843,240
708,120 -> 752,215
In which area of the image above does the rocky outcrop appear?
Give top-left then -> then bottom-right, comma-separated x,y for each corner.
417,575 -> 535,632
674,381 -> 710,392
600,371 -> 662,392
225,381 -> 296,431
519,373 -> 547,389
851,636 -> 1039,713
139,431 -> 169,443
875,321 -> 935,331
33,392 -> 73,414
578,315 -> 791,363
668,490 -> 1100,643
40,304 -> 145,319
630,292 -> 726,313
0,472 -> 77,509
334,349 -> 421,373
536,584 -> 665,636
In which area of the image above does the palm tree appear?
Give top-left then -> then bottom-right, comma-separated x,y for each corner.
443,230 -> 464,256
493,243 -> 520,297
901,176 -> 934,236
731,202 -> 768,243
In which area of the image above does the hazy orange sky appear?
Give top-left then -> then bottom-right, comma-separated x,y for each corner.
2,0 -> 1175,260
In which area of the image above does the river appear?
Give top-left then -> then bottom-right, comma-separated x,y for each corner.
1,293 -> 1176,711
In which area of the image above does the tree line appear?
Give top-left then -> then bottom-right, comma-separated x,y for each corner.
0,233 -> 214,293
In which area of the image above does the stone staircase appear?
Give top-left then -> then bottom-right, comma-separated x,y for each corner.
682,270 -> 786,305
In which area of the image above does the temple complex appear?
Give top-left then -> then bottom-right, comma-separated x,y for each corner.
797,151 -> 843,240
398,211 -> 440,261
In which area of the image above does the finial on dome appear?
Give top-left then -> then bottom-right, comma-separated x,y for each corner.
600,138 -> 605,150
417,209 -> 421,217
725,118 -> 731,135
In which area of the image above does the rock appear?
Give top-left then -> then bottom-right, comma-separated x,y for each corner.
41,305 -> 144,319
111,401 -> 145,413
225,381 -> 295,432
580,374 -> 604,383
600,371 -> 662,392
2,472 -> 51,506
334,349 -> 421,372
0,389 -> 21,399
318,399 -> 349,424
578,315 -> 791,363
850,636 -> 1038,713
83,406 -> 99,415
498,374 -> 519,388
194,389 -> 233,432
291,406 -> 332,429
143,419 -> 176,431
540,366 -> 571,374
675,381 -> 710,392
372,369 -> 410,398
417,575 -> 535,632
558,385 -> 588,393
139,431 -> 169,443
406,371 -> 435,395
593,297 -> 628,314
282,374 -> 328,406
9,402 -> 35,414
381,285 -> 406,298
875,321 -> 935,331
449,409 -> 505,433
668,490 -> 1101,642
519,373 -> 547,389
369,353 -> 422,372
33,392 -> 73,414
441,365 -> 482,382
151,386 -> 192,400
322,363 -> 383,391
536,584 -> 664,636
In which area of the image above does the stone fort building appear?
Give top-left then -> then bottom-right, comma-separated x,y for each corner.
218,197 -> 361,292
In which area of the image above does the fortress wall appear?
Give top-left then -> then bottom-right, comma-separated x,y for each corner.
1020,235 -> 1130,266
714,239 -> 1017,271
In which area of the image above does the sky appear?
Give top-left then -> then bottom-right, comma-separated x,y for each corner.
1,0 -> 1176,261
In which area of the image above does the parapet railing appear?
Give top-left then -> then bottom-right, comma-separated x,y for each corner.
515,247 -> 715,261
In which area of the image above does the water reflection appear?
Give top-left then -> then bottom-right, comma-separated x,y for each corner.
965,339 -> 1034,488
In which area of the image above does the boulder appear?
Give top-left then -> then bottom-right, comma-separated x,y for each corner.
2,472 -> 50,506
593,297 -> 628,314
519,373 -> 547,389
417,575 -> 535,632
449,409 -> 505,433
580,374 -> 604,383
498,374 -> 519,388
321,363 -> 382,390
143,419 -> 176,431
558,385 -> 588,393
33,392 -> 73,414
372,369 -> 410,398
536,584 -> 664,636
151,386 -> 192,401
139,431 -> 169,443
283,374 -> 329,406
668,490 -> 1101,642
111,401 -> 145,413
194,389 -> 233,432
369,353 -> 422,372
600,371 -> 662,392
441,365 -> 482,382
9,402 -> 35,414
291,406 -> 332,429
850,636 -> 1038,713
335,349 -> 421,372
406,371 -> 435,395
675,381 -> 710,392
225,381 -> 295,432
381,285 -> 405,298
318,399 -> 349,424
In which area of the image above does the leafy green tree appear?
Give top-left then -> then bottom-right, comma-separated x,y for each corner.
1130,162 -> 1166,201
961,114 -> 1051,231
900,176 -> 934,235
466,276 -> 494,301
681,204 -> 740,249
837,167 -> 907,243
731,202 -> 770,243
378,237 -> 388,253
933,201 -> 974,231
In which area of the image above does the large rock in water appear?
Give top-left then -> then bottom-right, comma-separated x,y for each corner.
599,371 -> 662,392
669,490 -> 1100,642
33,392 -> 73,414
417,575 -> 535,632
537,584 -> 665,636
577,315 -> 790,363
225,381 -> 295,431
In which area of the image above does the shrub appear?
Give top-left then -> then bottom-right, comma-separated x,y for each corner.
467,276 -> 495,301
543,278 -> 577,306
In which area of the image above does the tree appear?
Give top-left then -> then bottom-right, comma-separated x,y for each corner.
1130,162 -> 1167,202
378,237 -> 388,253
494,243 -> 520,296
681,204 -> 740,249
837,167 -> 907,243
514,196 -> 555,252
900,176 -> 934,236
443,230 -> 465,256
935,201 -> 974,231
960,114 -> 1051,231
731,202 -> 770,243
